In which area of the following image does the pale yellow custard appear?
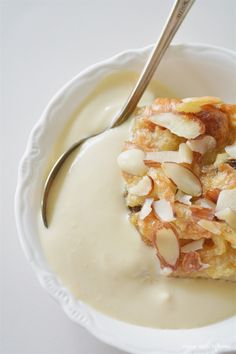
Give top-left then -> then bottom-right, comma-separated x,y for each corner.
38,72 -> 236,329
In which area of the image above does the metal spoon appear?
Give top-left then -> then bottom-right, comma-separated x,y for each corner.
42,0 -> 195,227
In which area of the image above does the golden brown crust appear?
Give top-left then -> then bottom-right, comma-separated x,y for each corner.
195,105 -> 231,147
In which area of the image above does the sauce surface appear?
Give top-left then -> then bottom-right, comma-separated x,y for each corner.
38,72 -> 236,328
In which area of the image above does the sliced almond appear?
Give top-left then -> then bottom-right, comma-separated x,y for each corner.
175,190 -> 192,205
197,219 -> 221,235
181,239 -> 205,253
153,199 -> 175,222
162,162 -> 202,197
145,151 -> 179,164
215,208 -> 236,229
139,198 -> 154,220
195,198 -> 216,210
178,143 -> 193,164
149,112 -> 204,139
117,148 -> 148,176
128,176 -> 153,196
154,226 -> 180,269
176,96 -> 222,113
182,251 -> 206,273
144,143 -> 193,165
186,135 -> 216,155
225,142 -> 236,159
216,188 -> 236,212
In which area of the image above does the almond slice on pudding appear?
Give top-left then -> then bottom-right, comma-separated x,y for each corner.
118,97 -> 236,281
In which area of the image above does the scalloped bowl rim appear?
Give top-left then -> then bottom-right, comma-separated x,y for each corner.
15,43 -> 236,354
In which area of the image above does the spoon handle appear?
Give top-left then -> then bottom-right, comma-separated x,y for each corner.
112,0 -> 195,128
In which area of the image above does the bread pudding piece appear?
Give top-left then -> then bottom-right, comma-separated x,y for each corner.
117,97 -> 236,281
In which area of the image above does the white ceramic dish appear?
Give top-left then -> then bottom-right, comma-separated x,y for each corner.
15,44 -> 236,354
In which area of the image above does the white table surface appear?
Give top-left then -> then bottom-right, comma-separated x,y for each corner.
1,1 -> 236,353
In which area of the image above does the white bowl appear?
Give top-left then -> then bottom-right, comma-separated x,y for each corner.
15,44 -> 236,354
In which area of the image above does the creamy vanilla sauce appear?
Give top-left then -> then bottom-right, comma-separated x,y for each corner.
39,72 -> 236,329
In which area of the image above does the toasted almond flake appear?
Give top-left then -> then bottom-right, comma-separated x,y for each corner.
139,198 -> 154,220
215,208 -> 236,229
162,162 -> 202,197
195,198 -> 216,210
149,112 -> 204,139
117,148 -> 148,176
154,226 -> 180,269
197,219 -> 221,235
153,199 -> 175,221
176,96 -> 222,113
128,176 -> 153,196
225,143 -> 236,159
216,188 -> 236,212
175,190 -> 192,205
144,143 -> 193,165
145,151 -> 179,163
181,239 -> 204,253
182,251 -> 203,272
178,143 -> 193,164
182,96 -> 221,104
186,135 -> 216,155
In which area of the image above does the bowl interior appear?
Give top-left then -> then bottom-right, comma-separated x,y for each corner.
15,44 -> 236,354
